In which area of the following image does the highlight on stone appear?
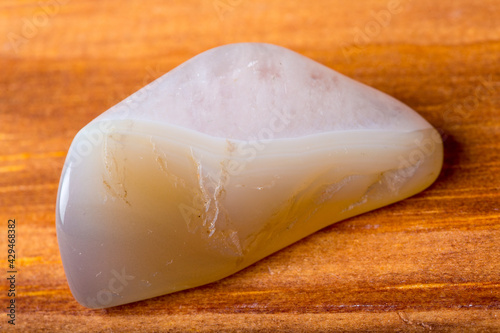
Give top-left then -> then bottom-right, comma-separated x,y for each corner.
56,43 -> 443,308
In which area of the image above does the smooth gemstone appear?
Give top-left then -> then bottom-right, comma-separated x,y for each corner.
56,43 -> 443,308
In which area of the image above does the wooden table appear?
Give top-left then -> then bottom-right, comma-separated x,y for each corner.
1,0 -> 499,331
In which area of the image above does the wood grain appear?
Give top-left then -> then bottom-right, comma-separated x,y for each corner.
1,0 -> 499,331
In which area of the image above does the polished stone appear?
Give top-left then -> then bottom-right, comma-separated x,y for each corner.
56,43 -> 443,308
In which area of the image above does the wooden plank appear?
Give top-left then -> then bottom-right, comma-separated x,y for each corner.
0,0 -> 499,331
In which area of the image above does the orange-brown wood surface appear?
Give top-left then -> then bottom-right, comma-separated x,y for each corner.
1,0 -> 499,331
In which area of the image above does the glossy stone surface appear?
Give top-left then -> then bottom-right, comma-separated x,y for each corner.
56,43 -> 443,308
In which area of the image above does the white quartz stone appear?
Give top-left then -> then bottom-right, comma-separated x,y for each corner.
56,43 -> 443,308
